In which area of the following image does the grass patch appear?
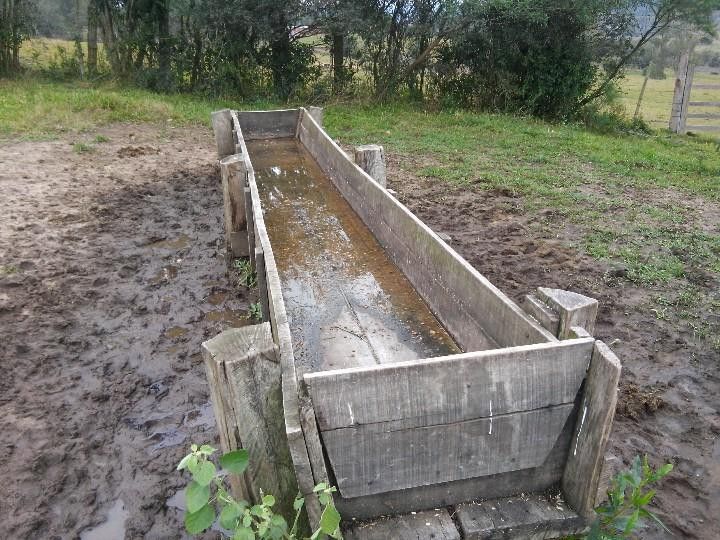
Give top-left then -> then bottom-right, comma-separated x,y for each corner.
73,142 -> 94,153
0,265 -> 18,276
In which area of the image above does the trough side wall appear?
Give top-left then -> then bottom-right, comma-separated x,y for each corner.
295,108 -> 556,351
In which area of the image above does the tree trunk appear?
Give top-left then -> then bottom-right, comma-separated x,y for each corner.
332,32 -> 344,95
157,0 -> 171,90
87,1 -> 98,74
634,75 -> 649,120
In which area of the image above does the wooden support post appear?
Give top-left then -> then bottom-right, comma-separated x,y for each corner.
307,106 -> 324,127
670,53 -> 691,134
533,287 -> 598,339
220,155 -> 249,262
245,186 -> 256,270
679,63 -> 695,134
562,341 -> 621,519
354,145 -> 386,187
211,109 -> 235,159
202,324 -> 299,520
255,247 -> 270,323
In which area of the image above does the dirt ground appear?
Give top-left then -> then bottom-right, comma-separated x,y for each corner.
0,124 -> 251,539
386,155 -> 720,539
1,123 -> 717,539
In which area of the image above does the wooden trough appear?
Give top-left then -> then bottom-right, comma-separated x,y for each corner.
205,107 -> 621,539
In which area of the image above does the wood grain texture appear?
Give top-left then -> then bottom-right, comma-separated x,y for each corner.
211,109 -> 235,158
562,340 -> 621,518
537,288 -> 598,338
202,324 -> 298,518
305,338 -> 594,431
335,407 -> 578,519
344,509 -> 460,540
323,404 -> 575,497
524,294 -> 560,336
220,155 -> 248,258
456,494 -> 585,540
237,109 -> 300,140
354,145 -> 386,187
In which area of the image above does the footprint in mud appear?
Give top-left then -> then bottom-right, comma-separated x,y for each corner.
80,499 -> 129,540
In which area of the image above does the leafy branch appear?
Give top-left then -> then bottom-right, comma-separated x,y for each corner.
177,443 -> 342,540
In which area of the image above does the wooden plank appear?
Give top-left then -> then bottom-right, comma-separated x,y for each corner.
344,509 -> 460,540
335,408 -> 577,519
523,294 -> 560,336
691,83 -> 720,90
237,109 -> 300,140
323,404 -> 575,498
537,287 -> 598,338
686,125 -> 720,132
688,101 -> 720,107
220,155 -> 248,259
456,493 -> 584,540
201,324 -> 299,519
296,109 -> 557,350
255,247 -> 270,323
694,65 -> 720,73
305,338 -> 594,431
687,112 -> 720,119
562,341 -> 621,518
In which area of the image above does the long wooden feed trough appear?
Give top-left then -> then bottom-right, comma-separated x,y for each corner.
207,107 -> 621,539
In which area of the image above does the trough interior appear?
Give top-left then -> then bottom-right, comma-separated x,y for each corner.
247,137 -> 469,374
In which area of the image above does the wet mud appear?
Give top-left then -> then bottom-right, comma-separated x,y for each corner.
0,125 -> 247,539
248,138 -> 459,374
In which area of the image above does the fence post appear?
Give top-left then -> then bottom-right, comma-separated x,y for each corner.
219,155 -> 249,263
211,109 -> 235,159
670,53 -> 691,133
354,144 -> 387,187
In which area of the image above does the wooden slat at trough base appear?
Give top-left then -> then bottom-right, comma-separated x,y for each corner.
206,107 -> 622,539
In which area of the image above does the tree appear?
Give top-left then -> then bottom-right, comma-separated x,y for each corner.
0,0 -> 34,75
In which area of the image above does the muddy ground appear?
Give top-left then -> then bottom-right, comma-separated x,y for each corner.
0,124 -> 251,539
1,123 -> 717,539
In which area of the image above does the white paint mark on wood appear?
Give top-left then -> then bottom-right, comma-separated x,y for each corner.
488,400 -> 493,435
573,404 -> 588,456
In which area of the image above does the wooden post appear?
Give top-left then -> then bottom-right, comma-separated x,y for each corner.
525,287 -> 598,339
308,106 -> 324,127
354,145 -> 386,187
679,63 -> 695,134
670,53 -> 691,133
220,155 -> 249,262
562,341 -> 621,518
202,324 -> 299,520
211,109 -> 235,159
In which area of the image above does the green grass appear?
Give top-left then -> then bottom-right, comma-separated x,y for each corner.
0,77 -> 277,140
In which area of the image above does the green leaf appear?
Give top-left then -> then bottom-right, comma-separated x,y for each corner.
267,515 -> 287,539
233,526 -> 255,540
186,481 -> 211,513
177,453 -> 194,471
184,504 -> 215,535
220,502 -> 243,530
624,509 -> 640,534
319,503 -> 341,535
293,496 -> 305,512
220,449 -> 250,475
242,513 -> 253,528
250,504 -> 265,517
657,463 -> 673,478
262,494 -> 276,507
636,488 -> 656,506
313,483 -> 328,493
192,460 -> 216,487
199,444 -> 217,456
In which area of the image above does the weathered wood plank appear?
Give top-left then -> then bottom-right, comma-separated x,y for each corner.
686,112 -> 720,119
304,338 -> 594,431
220,155 -> 249,259
296,109 -> 556,350
524,294 -> 560,336
537,288 -> 598,338
688,101 -> 720,107
686,124 -> 720,132
255,247 -> 270,323
562,341 -> 621,518
335,407 -> 578,519
323,404 -> 575,498
211,109 -> 235,158
694,65 -> 720,73
456,493 -> 585,540
691,83 -> 720,90
201,324 -> 298,518
237,109 -> 300,140
354,145 -> 386,187
344,509 -> 460,540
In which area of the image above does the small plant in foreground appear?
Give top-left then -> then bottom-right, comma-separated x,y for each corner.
234,258 -> 258,288
73,142 -> 94,153
249,302 -> 262,321
177,444 -> 342,539
94,134 -> 110,143
587,455 -> 673,539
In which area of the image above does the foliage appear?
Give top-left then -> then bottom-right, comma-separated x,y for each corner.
177,444 -> 342,539
1,0 -> 35,75
234,258 -> 258,288
250,302 -> 263,321
587,455 -> 673,539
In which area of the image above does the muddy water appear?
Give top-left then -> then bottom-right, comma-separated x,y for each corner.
247,138 -> 460,374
